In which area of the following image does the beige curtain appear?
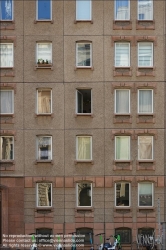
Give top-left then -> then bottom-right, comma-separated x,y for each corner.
139,136 -> 152,159
38,90 -> 51,113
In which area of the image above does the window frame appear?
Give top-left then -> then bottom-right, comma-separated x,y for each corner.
36,183 -> 52,208
0,136 -> 14,160
36,42 -> 52,64
137,0 -> 153,21
0,90 -> 14,115
36,0 -> 52,21
36,135 -> 52,161
138,89 -> 153,114
115,42 -> 130,67
36,89 -> 52,115
76,0 -> 92,21
115,182 -> 131,207
138,42 -> 153,67
114,0 -> 130,21
138,135 -> 153,160
0,0 -> 13,21
138,182 -> 154,207
76,89 -> 92,114
76,42 -> 92,68
0,43 -> 14,68
76,136 -> 92,161
76,182 -> 92,208
115,89 -> 130,114
115,136 -> 130,160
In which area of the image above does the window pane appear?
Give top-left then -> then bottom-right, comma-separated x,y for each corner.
0,136 -> 14,160
138,42 -> 153,67
37,0 -> 51,20
37,183 -> 52,207
115,0 -> 129,20
37,136 -> 52,160
77,137 -> 91,160
77,183 -> 92,206
138,0 -> 153,20
115,90 -> 129,113
116,183 -> 130,206
139,183 -> 153,206
0,43 -> 13,67
77,43 -> 91,67
116,136 -> 130,160
115,43 -> 130,67
139,90 -> 152,113
0,0 -> 13,20
37,90 -> 51,114
76,0 -> 91,20
37,43 -> 52,63
138,136 -> 153,160
0,90 -> 13,114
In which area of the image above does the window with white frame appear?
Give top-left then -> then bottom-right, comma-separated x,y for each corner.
37,183 -> 52,207
76,0 -> 91,20
0,0 -> 13,20
115,89 -> 130,114
76,43 -> 92,67
114,0 -> 130,20
0,90 -> 14,114
76,136 -> 92,161
115,182 -> 130,207
76,89 -> 92,114
138,42 -> 153,67
115,136 -> 130,160
138,89 -> 153,114
36,0 -> 52,20
0,136 -> 14,160
115,42 -> 130,67
138,136 -> 153,160
37,89 -> 52,114
0,43 -> 13,67
138,182 -> 153,207
138,0 -> 153,20
36,43 -> 52,64
37,136 -> 52,160
77,183 -> 92,207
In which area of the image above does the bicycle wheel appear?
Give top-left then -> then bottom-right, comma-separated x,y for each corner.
131,241 -> 138,250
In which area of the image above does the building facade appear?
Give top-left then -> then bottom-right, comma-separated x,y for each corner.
0,0 -> 166,249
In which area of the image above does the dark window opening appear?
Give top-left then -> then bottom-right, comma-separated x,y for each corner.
36,228 -> 52,244
115,228 -> 131,244
77,89 -> 91,114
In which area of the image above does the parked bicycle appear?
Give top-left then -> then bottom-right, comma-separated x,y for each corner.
95,233 -> 122,250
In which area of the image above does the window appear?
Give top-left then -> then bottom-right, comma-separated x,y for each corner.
0,136 -> 14,160
115,182 -> 130,207
114,0 -> 130,20
138,0 -> 153,20
138,42 -> 153,67
77,183 -> 92,207
138,89 -> 153,114
115,89 -> 130,114
76,136 -> 92,160
76,43 -> 92,67
37,183 -> 52,207
138,136 -> 153,160
37,89 -> 52,114
76,0 -> 91,20
138,228 -> 154,236
76,89 -> 91,114
37,136 -> 52,160
0,0 -> 13,20
76,228 -> 93,245
37,0 -> 51,20
115,43 -> 130,67
115,136 -> 130,160
115,228 -> 131,244
0,90 -> 14,114
0,43 -> 13,67
36,43 -> 52,64
138,182 -> 153,207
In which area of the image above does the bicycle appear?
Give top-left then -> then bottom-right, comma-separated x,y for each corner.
105,235 -> 122,250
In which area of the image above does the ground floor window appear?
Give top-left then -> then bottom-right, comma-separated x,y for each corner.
36,228 -> 52,244
115,228 -> 131,244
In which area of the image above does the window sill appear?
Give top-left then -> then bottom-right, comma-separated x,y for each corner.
136,67 -> 155,77
75,66 -> 94,71
75,113 -> 93,117
0,160 -> 15,171
137,207 -> 155,212
113,114 -> 132,124
136,160 -> 155,171
114,207 -> 131,211
35,160 -> 53,165
0,20 -> 15,30
113,20 -> 132,30
35,64 -> 53,70
113,160 -> 132,171
74,20 -> 93,24
75,207 -> 94,212
136,113 -> 155,124
136,20 -> 155,30
113,67 -> 132,77
35,113 -> 54,118
35,207 -> 54,213
75,160 -> 94,165
34,20 -> 54,24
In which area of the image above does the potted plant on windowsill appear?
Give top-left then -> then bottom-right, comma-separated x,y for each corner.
37,59 -> 52,67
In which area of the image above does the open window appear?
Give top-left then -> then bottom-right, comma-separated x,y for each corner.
77,183 -> 92,207
0,136 -> 14,160
37,136 -> 52,160
37,183 -> 52,207
76,89 -> 91,114
115,182 -> 130,207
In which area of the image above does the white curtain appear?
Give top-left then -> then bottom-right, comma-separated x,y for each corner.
76,0 -> 91,20
116,90 -> 129,113
138,42 -> 153,67
116,136 -> 130,160
115,0 -> 129,20
77,137 -> 91,160
115,43 -> 130,67
0,90 -> 13,113
138,0 -> 153,20
37,43 -> 52,63
139,136 -> 152,160
0,43 -> 13,67
38,90 -> 51,113
139,90 -> 152,113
